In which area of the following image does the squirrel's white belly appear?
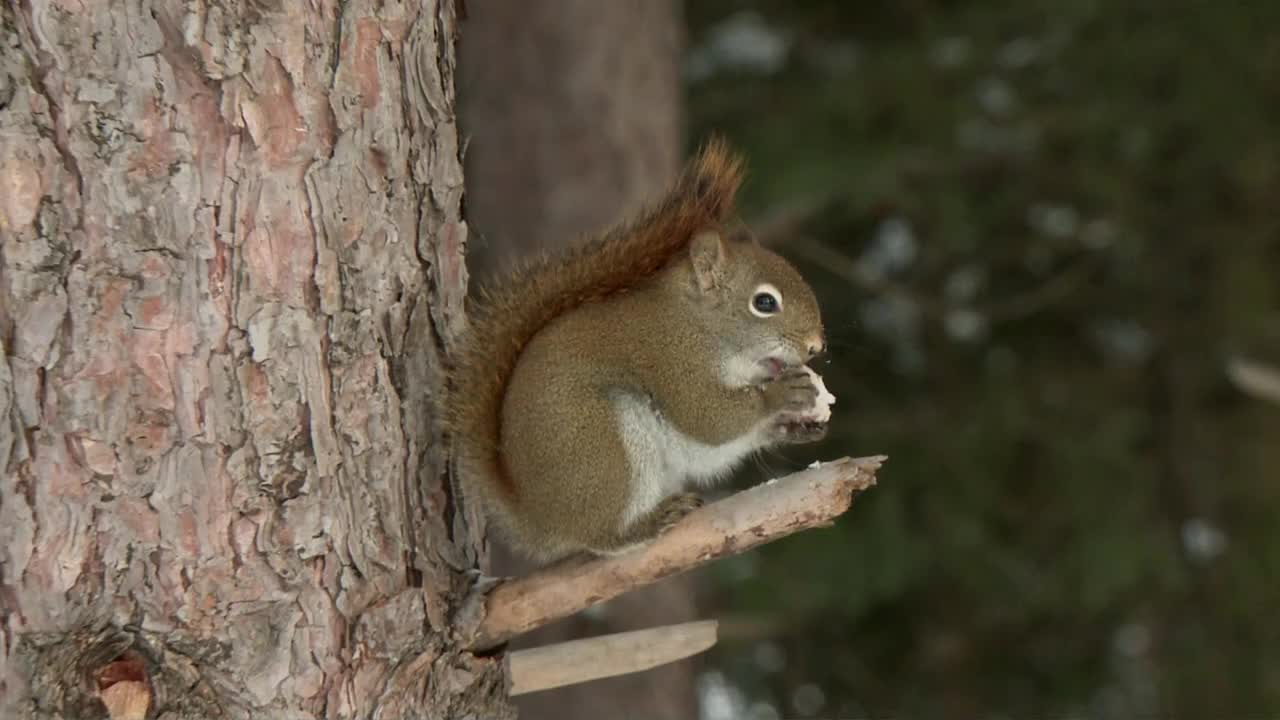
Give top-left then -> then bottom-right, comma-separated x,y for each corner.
612,393 -> 766,527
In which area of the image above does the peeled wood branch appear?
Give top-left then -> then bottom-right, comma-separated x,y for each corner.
468,455 -> 884,651
507,620 -> 718,695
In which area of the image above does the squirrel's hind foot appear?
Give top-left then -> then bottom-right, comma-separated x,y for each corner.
652,492 -> 705,532
603,492 -> 705,553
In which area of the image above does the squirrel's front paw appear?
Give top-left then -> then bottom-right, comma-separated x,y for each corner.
761,367 -> 820,414
762,365 -> 834,445
768,417 -> 829,444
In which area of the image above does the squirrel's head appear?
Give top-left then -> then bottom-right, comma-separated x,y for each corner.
682,231 -> 825,385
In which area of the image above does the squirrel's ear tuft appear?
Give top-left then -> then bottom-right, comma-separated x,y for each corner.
684,135 -> 745,221
690,231 -> 729,291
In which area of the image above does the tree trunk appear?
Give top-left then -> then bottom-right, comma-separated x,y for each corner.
458,3 -> 697,719
459,0 -> 684,271
0,1 -> 509,718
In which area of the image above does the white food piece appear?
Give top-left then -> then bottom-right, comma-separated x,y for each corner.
799,365 -> 835,423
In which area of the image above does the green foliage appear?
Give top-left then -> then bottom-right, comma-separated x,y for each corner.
688,0 -> 1280,716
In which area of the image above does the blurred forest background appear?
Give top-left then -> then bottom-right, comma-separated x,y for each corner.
460,1 -> 1280,718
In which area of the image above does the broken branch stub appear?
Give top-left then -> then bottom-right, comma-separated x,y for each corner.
507,620 -> 719,695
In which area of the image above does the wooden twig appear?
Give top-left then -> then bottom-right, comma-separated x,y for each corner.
468,455 -> 884,650
506,620 -> 718,695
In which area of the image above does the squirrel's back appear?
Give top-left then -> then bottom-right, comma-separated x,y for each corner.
447,139 -> 745,525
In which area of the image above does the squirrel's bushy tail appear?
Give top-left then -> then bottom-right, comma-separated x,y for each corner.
447,138 -> 745,512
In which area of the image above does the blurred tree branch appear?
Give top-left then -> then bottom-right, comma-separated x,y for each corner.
756,199 -> 1099,324
1227,356 -> 1280,407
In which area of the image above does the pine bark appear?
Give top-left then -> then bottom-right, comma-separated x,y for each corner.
0,1 -> 509,718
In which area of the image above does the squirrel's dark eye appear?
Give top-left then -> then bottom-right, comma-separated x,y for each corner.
752,292 -> 779,315
749,283 -> 784,317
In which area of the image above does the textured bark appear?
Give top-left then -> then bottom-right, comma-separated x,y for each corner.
457,2 -> 695,718
0,1 -> 509,718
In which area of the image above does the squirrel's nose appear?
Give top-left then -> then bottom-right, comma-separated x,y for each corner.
806,336 -> 826,359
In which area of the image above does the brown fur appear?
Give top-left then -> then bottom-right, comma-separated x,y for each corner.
447,138 -> 744,502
